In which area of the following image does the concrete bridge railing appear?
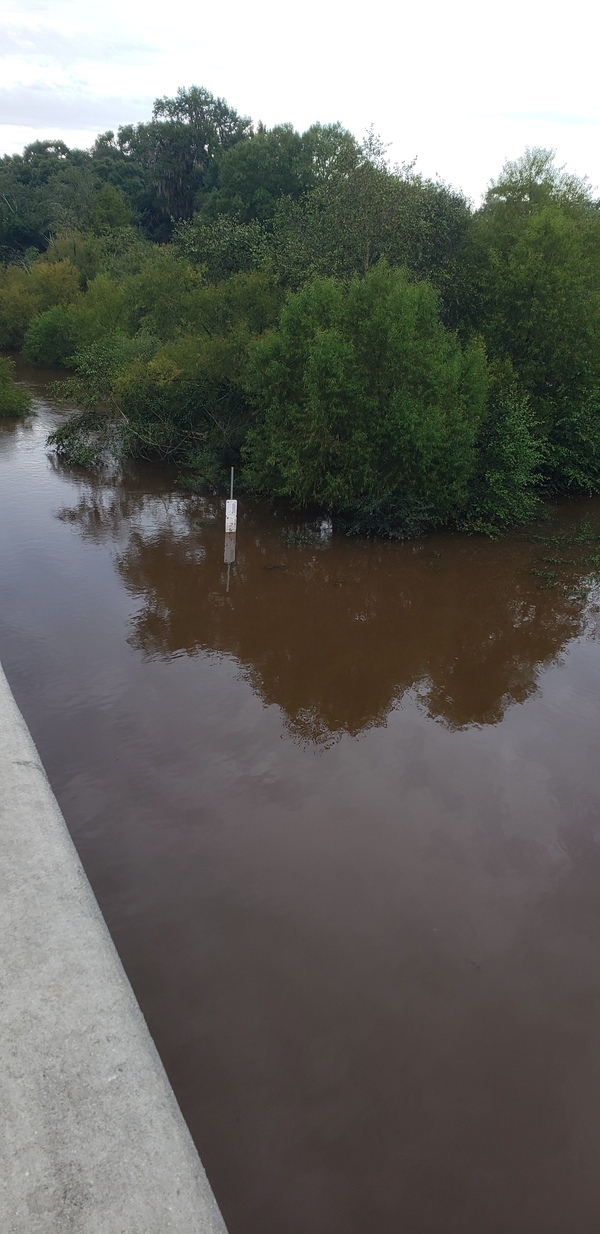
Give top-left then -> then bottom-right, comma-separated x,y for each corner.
0,661 -> 228,1233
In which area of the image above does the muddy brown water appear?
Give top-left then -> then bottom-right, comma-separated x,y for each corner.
2,365 -> 600,1233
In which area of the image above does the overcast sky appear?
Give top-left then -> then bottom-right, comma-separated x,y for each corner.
1,0 -> 598,202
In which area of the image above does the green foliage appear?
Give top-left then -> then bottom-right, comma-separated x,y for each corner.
1,88 -> 598,540
28,258 -> 81,311
269,148 -> 471,306
0,357 -> 32,416
47,408 -> 118,467
49,332 -> 249,471
201,123 -> 310,223
56,332 -> 159,410
547,389 -> 600,495
22,305 -> 79,367
123,249 -> 203,339
0,256 -> 80,348
174,214 -> 269,280
114,344 -> 249,464
0,140 -> 73,257
303,122 -> 360,182
463,365 -> 541,533
467,149 -> 600,491
200,122 -> 358,225
46,265 -> 283,476
71,274 -> 129,346
0,138 -> 147,257
117,86 -> 251,224
90,183 -> 132,233
484,147 -> 592,215
20,269 -> 128,392
44,227 -> 153,287
243,265 -> 488,534
270,156 -> 405,283
47,333 -> 160,464
188,270 -> 283,337
0,265 -> 37,348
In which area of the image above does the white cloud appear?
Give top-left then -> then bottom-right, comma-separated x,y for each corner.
0,84 -> 152,129
1,25 -> 157,65
0,0 -> 599,200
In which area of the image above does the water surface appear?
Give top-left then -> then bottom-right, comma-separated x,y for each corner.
2,368 -> 600,1233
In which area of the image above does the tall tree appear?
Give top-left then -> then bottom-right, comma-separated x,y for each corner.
469,149 -> 600,489
200,121 -> 359,225
270,143 -> 471,307
117,86 -> 251,223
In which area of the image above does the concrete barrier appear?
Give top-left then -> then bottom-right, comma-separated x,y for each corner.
0,662 -> 228,1233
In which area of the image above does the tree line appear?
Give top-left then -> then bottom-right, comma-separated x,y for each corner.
1,85 -> 599,535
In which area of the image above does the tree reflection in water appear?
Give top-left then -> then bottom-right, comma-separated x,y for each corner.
54,473 -> 598,742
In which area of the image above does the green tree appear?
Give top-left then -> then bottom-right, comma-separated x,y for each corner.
201,123 -> 310,223
117,86 -> 251,223
72,274 -> 129,345
174,214 -> 269,280
28,257 -> 81,311
200,122 -> 359,226
0,357 -> 31,416
0,265 -> 37,347
90,131 -> 152,229
122,248 -> 203,339
470,149 -> 600,490
90,183 -> 132,233
269,143 -> 471,301
48,268 -> 281,473
0,255 -> 79,349
22,305 -> 79,367
0,141 -> 99,256
463,363 -> 541,532
302,122 -> 359,181
44,226 -> 152,287
243,264 -> 488,534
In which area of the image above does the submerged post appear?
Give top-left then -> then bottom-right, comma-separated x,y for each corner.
224,531 -> 236,593
225,467 -> 237,535
224,468 -> 237,592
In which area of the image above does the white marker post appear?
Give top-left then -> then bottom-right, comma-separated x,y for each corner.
225,466 -> 237,534
224,467 -> 237,592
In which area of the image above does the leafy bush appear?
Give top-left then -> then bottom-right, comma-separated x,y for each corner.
23,304 -> 78,367
123,249 -> 203,340
243,264 -> 488,534
48,269 -> 279,473
0,265 -> 37,348
174,214 -> 269,280
0,257 -> 81,351
47,333 -> 159,464
68,274 -> 129,347
0,357 -> 32,416
463,365 -> 541,533
27,257 -> 81,312
468,150 -> 600,465
547,389 -> 600,495
46,408 -> 119,467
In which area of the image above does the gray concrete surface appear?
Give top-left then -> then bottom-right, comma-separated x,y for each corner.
0,661 -> 229,1234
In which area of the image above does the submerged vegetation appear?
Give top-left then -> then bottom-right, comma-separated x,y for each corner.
1,86 -> 599,534
0,357 -> 31,416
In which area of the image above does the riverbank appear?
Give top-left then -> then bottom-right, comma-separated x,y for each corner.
0,660 -> 227,1233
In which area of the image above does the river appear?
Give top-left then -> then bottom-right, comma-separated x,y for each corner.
2,366 -> 600,1233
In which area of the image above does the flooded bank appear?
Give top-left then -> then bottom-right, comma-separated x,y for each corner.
2,367 -> 600,1233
